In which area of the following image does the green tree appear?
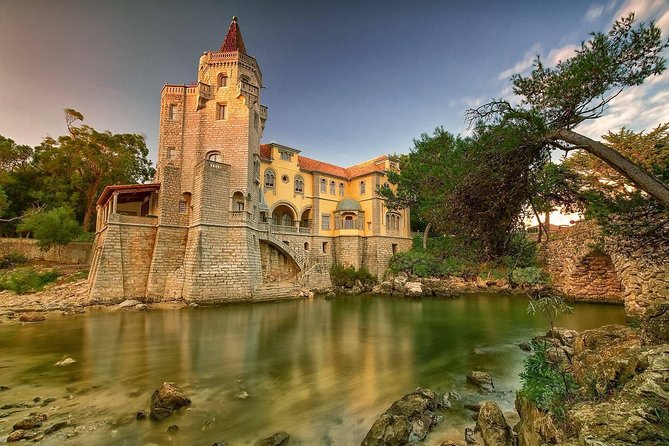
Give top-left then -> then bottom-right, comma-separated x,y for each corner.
32,109 -> 155,231
470,14 -> 669,208
18,206 -> 82,250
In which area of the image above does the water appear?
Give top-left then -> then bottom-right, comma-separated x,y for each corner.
0,293 -> 625,445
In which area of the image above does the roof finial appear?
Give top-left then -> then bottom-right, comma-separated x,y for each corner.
221,16 -> 247,53
232,16 -> 238,22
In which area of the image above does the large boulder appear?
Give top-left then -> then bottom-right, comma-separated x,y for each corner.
466,371 -> 495,393
513,395 -> 563,446
571,324 -> 644,395
13,412 -> 47,430
149,382 -> 191,421
475,401 -> 514,446
361,387 -> 445,446
404,282 -> 423,297
641,299 -> 669,344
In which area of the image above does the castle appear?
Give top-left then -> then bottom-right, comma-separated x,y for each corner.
87,17 -> 411,303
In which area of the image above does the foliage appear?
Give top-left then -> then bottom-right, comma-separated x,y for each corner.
0,252 -> 28,269
329,264 -> 376,288
519,341 -> 579,421
389,234 -> 479,278
527,293 -> 573,331
0,185 -> 7,217
18,206 -> 83,250
0,268 -> 60,294
564,125 -> 669,257
511,267 -> 549,286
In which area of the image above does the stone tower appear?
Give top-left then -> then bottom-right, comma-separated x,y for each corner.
146,16 -> 268,301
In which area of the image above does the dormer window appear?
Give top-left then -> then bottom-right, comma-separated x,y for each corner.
280,151 -> 292,161
217,73 -> 228,88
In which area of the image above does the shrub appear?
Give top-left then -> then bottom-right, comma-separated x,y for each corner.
18,206 -> 83,251
511,266 -> 549,286
518,341 -> 579,421
0,268 -> 60,294
330,264 -> 376,288
0,252 -> 28,269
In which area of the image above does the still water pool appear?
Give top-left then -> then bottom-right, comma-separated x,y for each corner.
0,294 -> 625,445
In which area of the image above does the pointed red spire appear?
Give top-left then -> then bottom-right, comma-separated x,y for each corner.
221,16 -> 247,53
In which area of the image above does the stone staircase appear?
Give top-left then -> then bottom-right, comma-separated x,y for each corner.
258,231 -> 307,269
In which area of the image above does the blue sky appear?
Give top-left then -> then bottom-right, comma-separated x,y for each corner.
0,0 -> 667,166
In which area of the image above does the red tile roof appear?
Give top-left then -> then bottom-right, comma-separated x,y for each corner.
260,143 -> 387,179
221,16 -> 247,53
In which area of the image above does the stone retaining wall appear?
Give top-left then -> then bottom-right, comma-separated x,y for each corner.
0,237 -> 92,264
541,221 -> 669,315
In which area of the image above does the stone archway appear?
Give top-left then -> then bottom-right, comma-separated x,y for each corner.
563,251 -> 624,303
259,240 -> 300,283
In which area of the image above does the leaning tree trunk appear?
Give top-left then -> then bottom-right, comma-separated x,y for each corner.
422,222 -> 432,250
554,129 -> 669,208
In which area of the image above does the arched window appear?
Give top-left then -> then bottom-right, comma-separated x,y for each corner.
339,183 -> 344,196
344,215 -> 355,229
232,191 -> 244,211
329,181 -> 335,195
386,212 -> 401,233
320,178 -> 327,193
217,73 -> 228,88
207,151 -> 222,163
294,175 -> 304,193
281,214 -> 292,227
264,169 -> 275,188
360,180 -> 366,195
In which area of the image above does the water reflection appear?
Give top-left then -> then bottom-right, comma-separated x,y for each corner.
0,294 -> 625,445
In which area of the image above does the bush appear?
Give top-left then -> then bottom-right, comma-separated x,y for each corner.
389,249 -> 472,278
330,264 -> 376,288
0,268 -> 60,294
18,206 -> 83,251
0,252 -> 28,269
519,341 -> 579,420
511,266 -> 549,286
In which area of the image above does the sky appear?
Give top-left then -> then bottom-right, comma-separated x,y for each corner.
0,0 -> 668,167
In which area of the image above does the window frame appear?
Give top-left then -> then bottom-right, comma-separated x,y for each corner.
216,103 -> 227,120
264,169 -> 276,189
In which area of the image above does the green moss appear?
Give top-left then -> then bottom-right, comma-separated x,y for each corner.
0,252 -> 28,269
0,268 -> 60,294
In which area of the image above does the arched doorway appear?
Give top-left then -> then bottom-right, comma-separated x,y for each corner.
271,204 -> 296,228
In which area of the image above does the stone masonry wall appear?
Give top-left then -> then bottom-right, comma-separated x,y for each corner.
0,238 -> 92,264
541,220 -> 669,315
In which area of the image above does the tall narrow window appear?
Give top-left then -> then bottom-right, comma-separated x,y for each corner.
321,214 -> 330,230
320,179 -> 327,193
339,183 -> 344,196
329,181 -> 335,195
217,103 -> 226,120
360,180 -> 366,195
264,170 -> 275,188
254,112 -> 259,130
168,104 -> 177,121
294,176 -> 304,194
217,73 -> 228,88
167,147 -> 176,159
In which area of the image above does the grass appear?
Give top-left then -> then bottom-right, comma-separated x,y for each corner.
0,267 -> 61,294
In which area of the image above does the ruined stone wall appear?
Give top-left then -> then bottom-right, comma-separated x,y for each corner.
0,238 -> 92,264
541,220 -> 669,315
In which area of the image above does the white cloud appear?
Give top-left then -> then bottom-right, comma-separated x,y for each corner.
585,4 -> 606,21
497,43 -> 542,80
449,96 -> 485,109
547,44 -> 580,65
612,0 -> 667,24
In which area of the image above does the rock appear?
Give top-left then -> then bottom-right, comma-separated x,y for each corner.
350,286 -> 362,295
167,424 -> 179,432
641,299 -> 669,344
440,441 -> 459,446
393,272 -> 408,292
362,387 -> 442,446
136,410 -> 147,420
189,302 -> 199,308
55,357 -> 76,366
135,303 -> 149,311
448,391 -> 461,401
405,281 -> 423,297
379,280 -> 393,293
0,385 -> 9,391
325,290 -> 336,299
571,324 -> 644,394
518,342 -> 532,352
475,401 -> 514,446
41,397 -> 56,406
436,393 -> 451,409
466,371 -> 495,393
7,429 -> 41,442
513,394 -> 562,446
464,427 -> 478,445
258,431 -> 289,446
44,421 -> 68,435
13,412 -> 47,430
298,289 -> 314,299
18,313 -> 45,322
546,327 -> 578,348
235,390 -> 250,400
117,299 -> 142,309
464,403 -> 482,412
149,382 -> 191,421
212,442 -> 230,446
